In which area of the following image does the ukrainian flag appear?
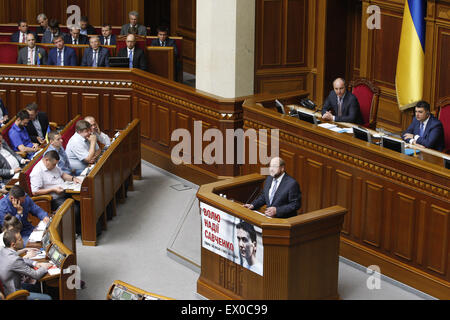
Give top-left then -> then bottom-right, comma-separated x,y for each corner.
396,0 -> 427,111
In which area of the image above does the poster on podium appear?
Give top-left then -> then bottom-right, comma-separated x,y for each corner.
200,202 -> 264,276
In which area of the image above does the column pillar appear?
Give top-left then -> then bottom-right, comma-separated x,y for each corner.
196,0 -> 255,98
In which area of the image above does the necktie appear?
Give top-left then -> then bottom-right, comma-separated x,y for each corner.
29,49 -> 34,65
22,33 -> 25,43
420,122 -> 425,137
93,51 -> 98,67
162,41 -> 165,47
57,50 -> 62,66
269,179 -> 278,205
338,97 -> 343,117
128,50 -> 133,68
74,39 -> 77,45
105,38 -> 109,46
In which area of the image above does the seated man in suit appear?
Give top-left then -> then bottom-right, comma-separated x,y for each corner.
64,26 -> 89,45
36,13 -> 50,35
100,24 -> 116,46
81,36 -> 110,67
117,34 -> 148,71
120,11 -> 147,36
45,131 -> 72,175
66,120 -> 101,176
8,110 -> 39,159
0,98 -> 9,126
0,134 -> 30,181
402,100 -> 445,151
0,186 -> 50,245
84,116 -> 111,148
0,229 -> 52,300
322,78 -> 363,124
79,16 -> 97,36
41,19 -> 67,44
244,157 -> 302,218
17,33 -> 48,66
24,102 -> 49,145
151,26 -> 178,58
47,35 -> 78,66
10,20 -> 37,44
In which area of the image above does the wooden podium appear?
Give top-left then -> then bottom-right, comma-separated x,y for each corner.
196,174 -> 347,300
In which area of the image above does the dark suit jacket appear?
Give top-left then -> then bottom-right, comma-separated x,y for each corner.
81,24 -> 97,35
0,99 -> 8,118
99,35 -> 117,46
81,47 -> 110,67
41,30 -> 68,44
17,46 -> 48,65
251,174 -> 302,218
0,141 -> 24,179
25,112 -> 49,144
63,34 -> 89,45
120,24 -> 147,36
47,46 -> 78,66
322,90 -> 363,124
404,115 -> 445,151
150,38 -> 178,57
10,31 -> 37,43
117,47 -> 147,71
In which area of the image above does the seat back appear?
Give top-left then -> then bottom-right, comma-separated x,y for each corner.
349,78 -> 380,130
1,117 -> 17,149
0,43 -> 19,64
436,96 -> 450,153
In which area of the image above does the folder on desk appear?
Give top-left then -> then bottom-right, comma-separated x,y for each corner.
405,148 -> 421,156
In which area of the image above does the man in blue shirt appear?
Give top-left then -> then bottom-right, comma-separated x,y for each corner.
8,110 -> 39,159
44,131 -> 72,175
0,186 -> 49,245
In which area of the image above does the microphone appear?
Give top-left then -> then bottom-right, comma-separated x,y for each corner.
245,185 -> 260,206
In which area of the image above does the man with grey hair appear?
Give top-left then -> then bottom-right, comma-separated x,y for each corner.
120,11 -> 147,35
64,26 -> 89,45
36,13 -> 49,34
81,36 -> 110,67
244,157 -> 301,218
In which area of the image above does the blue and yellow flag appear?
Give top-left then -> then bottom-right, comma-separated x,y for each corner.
396,0 -> 427,111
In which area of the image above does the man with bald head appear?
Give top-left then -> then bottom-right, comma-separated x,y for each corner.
244,157 -> 301,218
321,78 -> 363,124
116,34 -> 147,71
81,36 -> 110,67
17,33 -> 47,65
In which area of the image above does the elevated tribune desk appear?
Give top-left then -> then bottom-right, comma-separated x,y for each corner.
243,92 -> 450,299
197,174 -> 347,300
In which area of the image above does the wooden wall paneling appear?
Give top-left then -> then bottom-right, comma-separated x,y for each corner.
81,93 -> 100,123
323,165 -> 333,208
171,0 -> 196,74
304,158 -> 323,212
425,204 -> 449,276
111,95 -> 131,131
416,200 -> 427,266
102,0 -> 127,26
286,0 -> 308,65
87,0 -> 102,27
435,27 -> 450,102
156,104 -> 170,147
335,169 -> 353,235
352,176 -> 363,240
70,92 -> 79,120
19,91 -> 38,110
392,192 -> 416,262
383,188 -> 394,253
361,180 -> 383,249
48,92 -> 69,125
102,94 -> 110,133
39,90 -> 48,116
138,98 -> 151,139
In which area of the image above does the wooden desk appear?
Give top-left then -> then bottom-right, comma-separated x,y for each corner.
107,280 -> 173,300
79,119 -> 141,246
197,174 -> 347,300
242,93 -> 450,299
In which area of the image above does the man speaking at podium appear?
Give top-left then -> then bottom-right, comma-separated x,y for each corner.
244,157 -> 301,218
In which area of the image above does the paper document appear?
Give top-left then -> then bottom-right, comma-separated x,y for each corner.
318,123 -> 337,129
62,181 -> 81,192
31,251 -> 47,260
48,267 -> 61,276
35,221 -> 47,231
28,230 -> 44,243
12,172 -> 20,179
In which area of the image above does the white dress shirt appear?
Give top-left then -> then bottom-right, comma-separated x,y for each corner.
0,147 -> 21,175
410,116 -> 430,145
30,160 -> 65,199
268,173 -> 285,205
